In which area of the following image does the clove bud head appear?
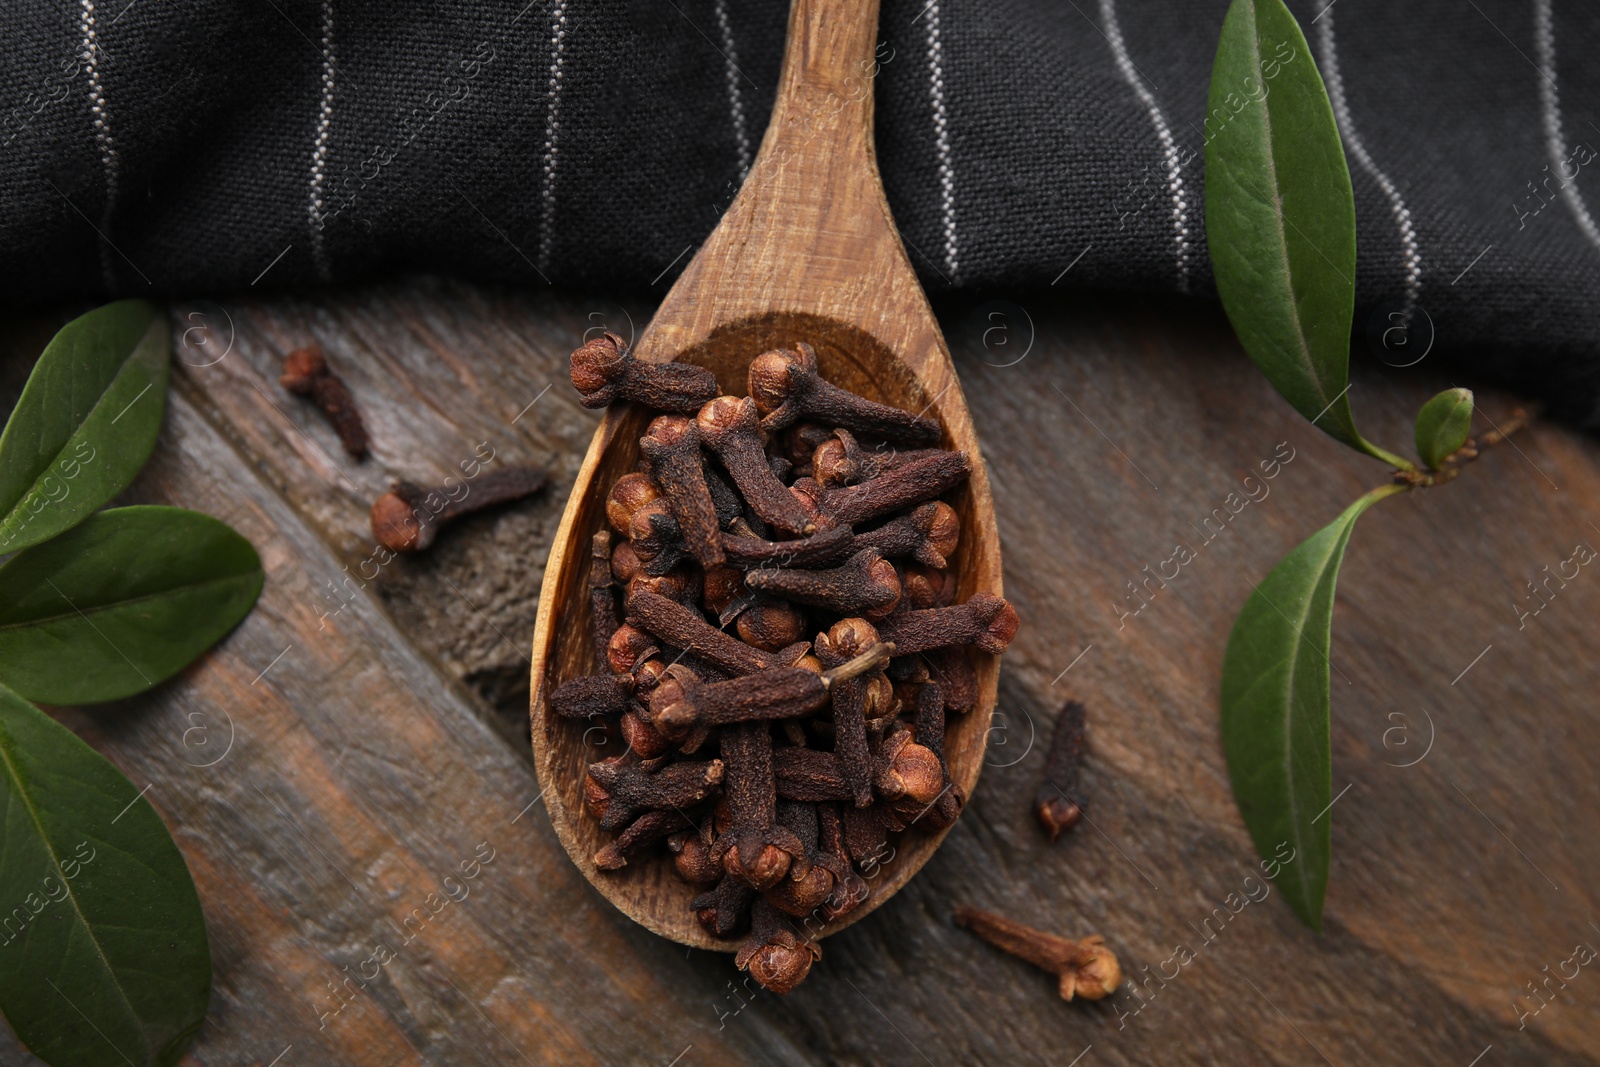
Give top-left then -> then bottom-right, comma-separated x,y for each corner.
740,932 -> 822,995
668,831 -> 723,888
569,332 -> 628,400
606,472 -> 661,535
1034,794 -> 1083,841
722,840 -> 793,891
279,344 -> 328,393
763,864 -> 835,917
876,733 -> 944,805
371,490 -> 425,553
1064,937 -> 1122,1001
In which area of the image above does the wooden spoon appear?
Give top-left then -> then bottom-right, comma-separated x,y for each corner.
529,0 -> 1003,950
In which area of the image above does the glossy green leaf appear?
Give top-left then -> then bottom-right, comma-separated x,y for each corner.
0,682 -> 209,1067
1205,0 -> 1410,470
1414,387 -> 1473,470
1220,484 -> 1404,929
0,301 -> 170,554
0,507 -> 262,705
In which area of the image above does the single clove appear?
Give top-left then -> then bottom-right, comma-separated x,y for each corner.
281,343 -> 369,457
594,808 -> 696,871
570,332 -> 720,412
627,589 -> 809,676
748,343 -> 940,444
745,548 -> 902,619
814,618 -> 884,808
714,722 -> 807,890
953,907 -> 1122,1002
721,522 -> 854,568
370,465 -> 548,553
651,642 -> 893,735
736,897 -> 822,994
698,396 -> 817,534
585,755 -> 725,833
812,427 -> 949,487
875,593 -> 1019,656
790,449 -> 970,528
639,415 -> 726,568
853,502 -> 961,569
1035,699 -> 1088,841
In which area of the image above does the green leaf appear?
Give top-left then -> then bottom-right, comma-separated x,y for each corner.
1220,484 -> 1404,929
0,301 -> 170,555
0,507 -> 263,705
1204,0 -> 1410,470
1414,387 -> 1473,470
0,682 -> 209,1067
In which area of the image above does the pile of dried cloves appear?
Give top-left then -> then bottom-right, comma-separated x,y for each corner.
554,334 -> 1019,994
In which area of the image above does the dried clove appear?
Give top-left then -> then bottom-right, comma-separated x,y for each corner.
1035,700 -> 1088,841
594,808 -> 696,871
698,396 -> 817,534
639,416 -> 726,568
953,907 -> 1122,1002
371,465 -> 548,553
715,722 -> 808,889
627,589 -> 809,676
814,618 -> 884,808
721,522 -> 854,568
281,343 -> 369,457
853,502 -> 961,569
551,673 -> 633,721
790,449 -> 970,528
736,897 -> 822,994
570,332 -> 720,412
651,642 -> 892,736
875,593 -> 1019,656
812,427 -> 949,487
585,755 -> 724,833
748,343 -> 940,444
746,548 -> 901,619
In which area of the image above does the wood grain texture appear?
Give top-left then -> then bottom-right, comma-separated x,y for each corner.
0,278 -> 1596,1066
528,0 -> 1002,950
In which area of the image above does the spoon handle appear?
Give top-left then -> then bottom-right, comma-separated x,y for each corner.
758,0 -> 885,179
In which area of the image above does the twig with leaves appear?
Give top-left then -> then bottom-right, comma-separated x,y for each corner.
1205,0 -> 1526,929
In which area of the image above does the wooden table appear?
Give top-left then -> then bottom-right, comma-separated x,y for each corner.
3,277 -> 1596,1066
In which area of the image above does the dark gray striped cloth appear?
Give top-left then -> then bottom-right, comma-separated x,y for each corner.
3,1 -> 1598,424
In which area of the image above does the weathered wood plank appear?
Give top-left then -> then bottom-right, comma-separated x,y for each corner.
0,280 -> 1596,1065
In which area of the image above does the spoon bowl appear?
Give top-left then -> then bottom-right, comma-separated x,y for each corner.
530,0 -> 1003,949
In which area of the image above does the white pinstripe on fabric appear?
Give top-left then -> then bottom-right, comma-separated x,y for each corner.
81,0 -> 119,290
539,2 -> 570,276
307,0 -> 336,281
1317,5 -> 1423,316
924,1 -> 958,283
1098,0 -> 1191,291
712,0 -> 751,181
1534,0 -> 1600,253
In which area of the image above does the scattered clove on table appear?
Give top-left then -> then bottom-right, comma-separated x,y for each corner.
369,465 -> 548,553
562,337 -> 1021,993
1035,699 -> 1089,841
954,906 -> 1122,1002
280,343 -> 369,458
